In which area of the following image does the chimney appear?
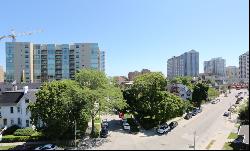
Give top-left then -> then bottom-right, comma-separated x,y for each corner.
12,85 -> 18,91
23,86 -> 28,94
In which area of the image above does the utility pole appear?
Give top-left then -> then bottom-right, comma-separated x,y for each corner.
194,131 -> 196,150
229,103 -> 232,119
74,120 -> 77,148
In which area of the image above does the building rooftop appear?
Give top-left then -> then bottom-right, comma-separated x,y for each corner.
0,92 -> 24,104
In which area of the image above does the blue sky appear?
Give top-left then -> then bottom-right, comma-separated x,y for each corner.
0,0 -> 249,77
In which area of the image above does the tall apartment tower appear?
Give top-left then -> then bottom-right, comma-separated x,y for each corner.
100,51 -> 105,73
0,65 -> 4,82
226,66 -> 239,83
239,51 -> 249,80
5,42 -> 105,83
167,50 -> 199,78
204,57 -> 226,77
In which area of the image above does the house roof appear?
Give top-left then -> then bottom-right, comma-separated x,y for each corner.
0,92 -> 24,104
239,125 -> 249,144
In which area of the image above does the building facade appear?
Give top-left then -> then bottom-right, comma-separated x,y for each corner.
100,51 -> 105,73
239,52 -> 249,81
6,42 -> 105,83
0,66 -> 4,83
226,66 -> 239,83
0,87 -> 38,128
167,50 -> 199,78
128,69 -> 151,81
204,57 -> 226,77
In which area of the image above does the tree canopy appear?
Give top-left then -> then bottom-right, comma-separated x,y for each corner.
123,72 -> 186,127
170,76 -> 194,90
29,80 -> 89,139
75,69 -> 127,134
207,87 -> 220,100
192,82 -> 209,107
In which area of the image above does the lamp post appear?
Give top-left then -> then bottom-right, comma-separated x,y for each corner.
229,103 -> 232,119
74,120 -> 77,148
193,131 -> 196,150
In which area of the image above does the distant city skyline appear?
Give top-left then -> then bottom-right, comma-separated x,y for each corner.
0,0 -> 248,77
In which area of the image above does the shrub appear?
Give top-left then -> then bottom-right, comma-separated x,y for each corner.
14,128 -> 36,136
2,125 -> 20,135
2,135 -> 30,142
2,135 -> 44,143
90,124 -> 100,138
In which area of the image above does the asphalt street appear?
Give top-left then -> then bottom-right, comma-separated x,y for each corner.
93,89 -> 248,150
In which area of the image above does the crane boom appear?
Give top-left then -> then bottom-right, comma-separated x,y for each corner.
0,29 -> 43,42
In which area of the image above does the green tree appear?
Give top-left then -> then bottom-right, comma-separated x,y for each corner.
238,100 -> 249,124
170,76 -> 194,90
29,80 -> 89,139
124,72 -> 185,126
207,87 -> 220,101
75,69 -> 127,135
192,83 -> 209,108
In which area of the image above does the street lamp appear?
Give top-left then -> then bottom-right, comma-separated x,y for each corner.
193,131 -> 196,150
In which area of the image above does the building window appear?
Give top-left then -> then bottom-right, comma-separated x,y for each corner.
17,107 -> 20,113
25,45 -> 29,48
26,120 -> 29,127
3,119 -> 7,126
18,118 -> 22,125
25,99 -> 29,103
10,107 -> 14,113
76,45 -> 79,48
11,119 -> 14,125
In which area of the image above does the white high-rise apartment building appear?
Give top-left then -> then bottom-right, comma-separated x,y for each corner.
167,50 -> 199,78
204,57 -> 226,77
226,66 -> 239,83
6,42 -> 105,83
239,51 -> 249,81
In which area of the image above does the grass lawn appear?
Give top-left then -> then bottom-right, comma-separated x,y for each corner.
227,132 -> 238,139
223,142 -> 234,150
206,140 -> 216,149
0,145 -> 17,150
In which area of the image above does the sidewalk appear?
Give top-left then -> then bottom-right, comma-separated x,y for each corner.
205,114 -> 238,150
0,142 -> 25,146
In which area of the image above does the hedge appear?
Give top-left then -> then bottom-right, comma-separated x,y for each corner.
2,125 -> 20,135
2,135 -> 44,143
14,128 -> 36,136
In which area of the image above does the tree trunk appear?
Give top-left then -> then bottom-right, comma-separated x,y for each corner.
91,116 -> 95,135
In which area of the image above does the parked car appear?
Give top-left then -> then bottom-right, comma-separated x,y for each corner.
184,113 -> 192,120
240,97 -> 244,100
100,128 -> 109,138
197,108 -> 202,113
233,135 -> 244,144
35,144 -> 57,150
192,109 -> 199,116
169,121 -> 178,130
121,119 -> 127,126
101,119 -> 109,128
123,122 -> 130,130
156,124 -> 170,134
223,111 -> 230,117
211,99 -> 220,104
235,100 -> 240,104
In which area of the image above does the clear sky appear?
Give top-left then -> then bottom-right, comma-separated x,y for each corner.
0,0 -> 249,77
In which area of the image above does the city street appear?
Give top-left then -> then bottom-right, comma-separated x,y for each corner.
93,89 -> 248,150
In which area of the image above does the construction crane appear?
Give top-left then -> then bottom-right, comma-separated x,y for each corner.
0,29 -> 43,42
